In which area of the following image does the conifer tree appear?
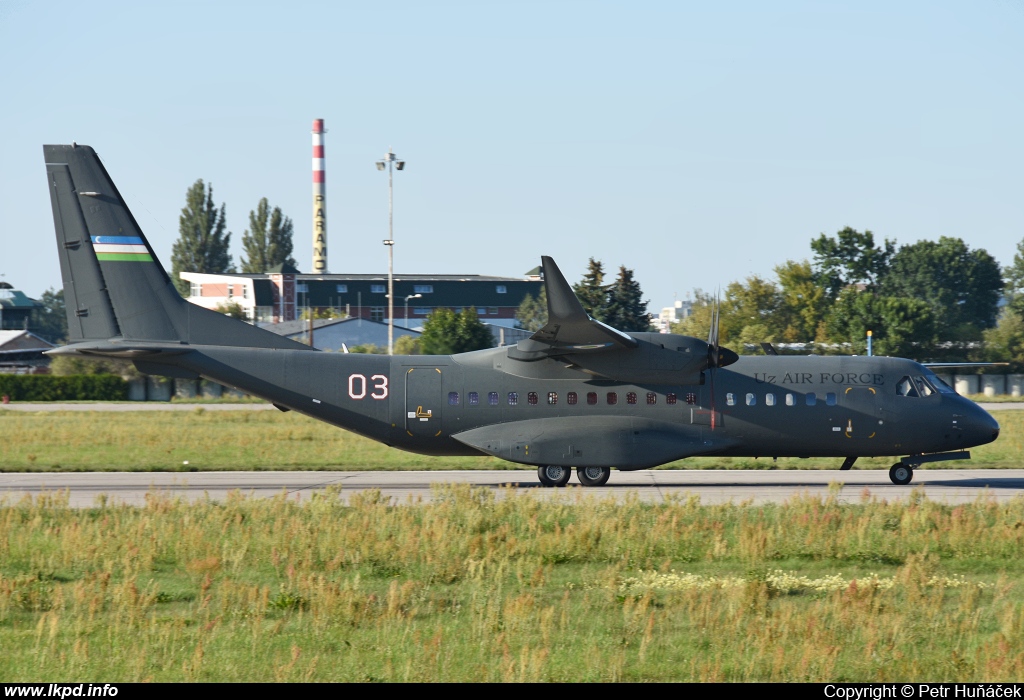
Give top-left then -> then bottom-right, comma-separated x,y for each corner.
171,180 -> 233,295
573,258 -> 609,321
241,198 -> 298,273
604,265 -> 651,332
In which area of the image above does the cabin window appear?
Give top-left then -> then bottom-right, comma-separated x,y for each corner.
468,391 -> 479,406
626,392 -> 637,405
726,392 -> 736,406
826,392 -> 837,406
765,393 -> 776,406
508,392 -> 519,406
448,392 -> 460,406
548,392 -> 558,405
371,284 -> 386,294
488,391 -> 499,406
370,307 -> 385,322
496,285 -> 507,294
785,393 -> 795,406
647,392 -> 657,405
413,285 -> 433,294
685,392 -> 697,405
806,393 -> 817,406
587,392 -> 598,405
666,393 -> 677,405
528,392 -> 539,405
746,393 -> 756,406
607,392 -> 618,405
336,284 -> 348,293
567,392 -> 578,405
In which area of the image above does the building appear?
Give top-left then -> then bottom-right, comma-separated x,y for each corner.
0,282 -> 41,331
264,316 -> 422,352
0,330 -> 54,374
653,299 -> 692,333
179,266 -> 543,327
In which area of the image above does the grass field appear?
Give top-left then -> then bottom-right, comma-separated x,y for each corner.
0,407 -> 1021,472
1,487 -> 1022,681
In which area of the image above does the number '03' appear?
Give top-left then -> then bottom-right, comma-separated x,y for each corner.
348,374 -> 388,400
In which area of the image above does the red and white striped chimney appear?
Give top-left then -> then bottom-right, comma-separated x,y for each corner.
311,119 -> 327,273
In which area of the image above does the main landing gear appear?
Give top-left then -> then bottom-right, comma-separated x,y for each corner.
536,465 -> 611,487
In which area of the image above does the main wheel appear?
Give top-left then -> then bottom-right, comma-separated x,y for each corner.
889,463 -> 914,485
576,466 -> 611,487
538,465 -> 571,487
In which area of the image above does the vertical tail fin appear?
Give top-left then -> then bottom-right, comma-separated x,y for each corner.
43,144 -> 307,350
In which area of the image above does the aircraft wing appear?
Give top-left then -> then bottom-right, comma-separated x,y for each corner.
516,256 -> 638,356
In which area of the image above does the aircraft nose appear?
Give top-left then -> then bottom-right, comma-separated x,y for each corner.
966,403 -> 1000,446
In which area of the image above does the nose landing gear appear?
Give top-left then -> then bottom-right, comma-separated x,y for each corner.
889,463 -> 914,485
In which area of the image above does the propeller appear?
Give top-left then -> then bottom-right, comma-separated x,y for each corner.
704,294 -> 739,431
705,293 -> 739,369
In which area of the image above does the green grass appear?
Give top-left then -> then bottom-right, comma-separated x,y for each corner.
0,407 -> 1021,472
1,487 -> 1022,681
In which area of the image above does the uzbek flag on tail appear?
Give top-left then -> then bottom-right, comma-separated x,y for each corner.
91,236 -> 153,262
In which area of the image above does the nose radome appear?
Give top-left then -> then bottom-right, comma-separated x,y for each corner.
969,404 -> 1000,446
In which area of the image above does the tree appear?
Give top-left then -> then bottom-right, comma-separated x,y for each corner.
32,287 -> 68,344
215,301 -> 248,320
982,310 -> 1024,373
811,226 -> 894,297
393,335 -> 421,355
1003,237 -> 1024,318
774,260 -> 829,343
879,237 -> 1002,342
604,266 -> 651,332
824,288 -> 936,358
419,307 -> 494,355
573,258 -> 609,321
515,287 -> 547,331
171,180 -> 234,296
240,198 -> 297,273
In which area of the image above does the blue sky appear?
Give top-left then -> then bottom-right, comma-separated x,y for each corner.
2,0 -> 1022,313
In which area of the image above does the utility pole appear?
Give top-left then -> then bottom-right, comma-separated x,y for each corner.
376,148 -> 405,355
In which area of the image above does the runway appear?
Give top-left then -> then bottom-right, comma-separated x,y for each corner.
1,469 -> 1022,507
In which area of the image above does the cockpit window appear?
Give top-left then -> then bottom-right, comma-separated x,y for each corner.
896,376 -> 918,397
898,375 -> 941,397
912,376 -> 934,397
923,371 -> 957,395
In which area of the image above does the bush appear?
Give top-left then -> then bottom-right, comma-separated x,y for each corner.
0,375 -> 129,401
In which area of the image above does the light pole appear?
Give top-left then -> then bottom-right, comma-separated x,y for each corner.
376,147 -> 405,355
404,293 -> 422,329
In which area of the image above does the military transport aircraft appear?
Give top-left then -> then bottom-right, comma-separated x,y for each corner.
42,144 -> 1000,487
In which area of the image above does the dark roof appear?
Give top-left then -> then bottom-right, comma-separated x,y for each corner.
243,276 -> 541,309
0,290 -> 41,309
266,263 -> 302,274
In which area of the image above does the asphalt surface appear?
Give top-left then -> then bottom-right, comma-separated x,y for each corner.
1,469 -> 1022,507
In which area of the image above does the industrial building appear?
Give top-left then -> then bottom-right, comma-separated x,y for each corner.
179,267 -> 543,327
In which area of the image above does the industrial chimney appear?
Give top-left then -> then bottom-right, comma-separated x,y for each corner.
311,119 -> 327,273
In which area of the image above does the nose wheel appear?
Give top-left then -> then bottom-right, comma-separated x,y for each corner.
537,465 -> 572,487
889,463 -> 914,485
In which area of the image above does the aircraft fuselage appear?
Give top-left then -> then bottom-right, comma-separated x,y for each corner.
159,339 -> 998,471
